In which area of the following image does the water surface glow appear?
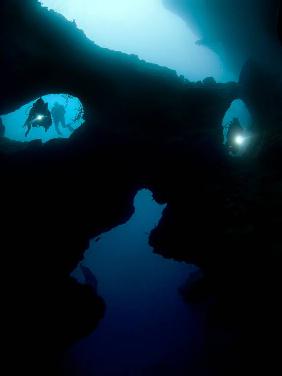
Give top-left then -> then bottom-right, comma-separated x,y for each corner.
41,0 -> 234,82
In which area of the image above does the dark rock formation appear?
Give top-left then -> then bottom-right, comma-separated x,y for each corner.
80,264 -> 98,293
178,268 -> 209,303
0,1 -> 282,376
240,59 -> 282,153
0,118 -> 5,137
279,0 -> 282,42
164,0 -> 282,76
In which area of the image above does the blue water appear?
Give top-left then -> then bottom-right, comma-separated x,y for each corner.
41,0 -> 234,82
66,190 -> 205,375
222,99 -> 252,148
2,93 -> 84,143
222,99 -> 252,131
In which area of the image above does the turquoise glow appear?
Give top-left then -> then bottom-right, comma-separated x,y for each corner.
41,0 -> 235,82
2,94 -> 84,143
222,99 -> 252,143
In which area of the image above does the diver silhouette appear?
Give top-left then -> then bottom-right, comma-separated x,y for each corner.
51,102 -> 74,135
0,117 -> 5,138
226,117 -> 245,153
24,98 -> 52,137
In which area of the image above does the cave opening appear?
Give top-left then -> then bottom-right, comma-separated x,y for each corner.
40,0 -> 233,82
222,99 -> 252,155
67,189 -> 204,375
1,93 -> 84,143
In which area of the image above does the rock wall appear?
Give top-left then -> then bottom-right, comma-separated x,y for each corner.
0,1 -> 282,375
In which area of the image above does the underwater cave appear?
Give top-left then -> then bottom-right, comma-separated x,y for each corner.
40,0 -> 233,82
67,189 -> 204,376
1,1 -> 282,376
1,93 -> 84,143
222,99 -> 252,154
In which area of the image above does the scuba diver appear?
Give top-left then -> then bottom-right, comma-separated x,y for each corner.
51,102 -> 74,135
0,117 -> 5,138
23,98 -> 52,137
226,117 -> 245,154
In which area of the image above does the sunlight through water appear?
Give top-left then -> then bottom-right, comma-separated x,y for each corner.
40,0 -> 234,82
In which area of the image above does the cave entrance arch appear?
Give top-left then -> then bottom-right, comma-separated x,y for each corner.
1,93 -> 84,143
222,99 -> 252,152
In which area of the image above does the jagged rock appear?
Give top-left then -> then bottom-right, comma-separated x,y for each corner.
0,1 -> 282,375
163,0 -> 281,76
